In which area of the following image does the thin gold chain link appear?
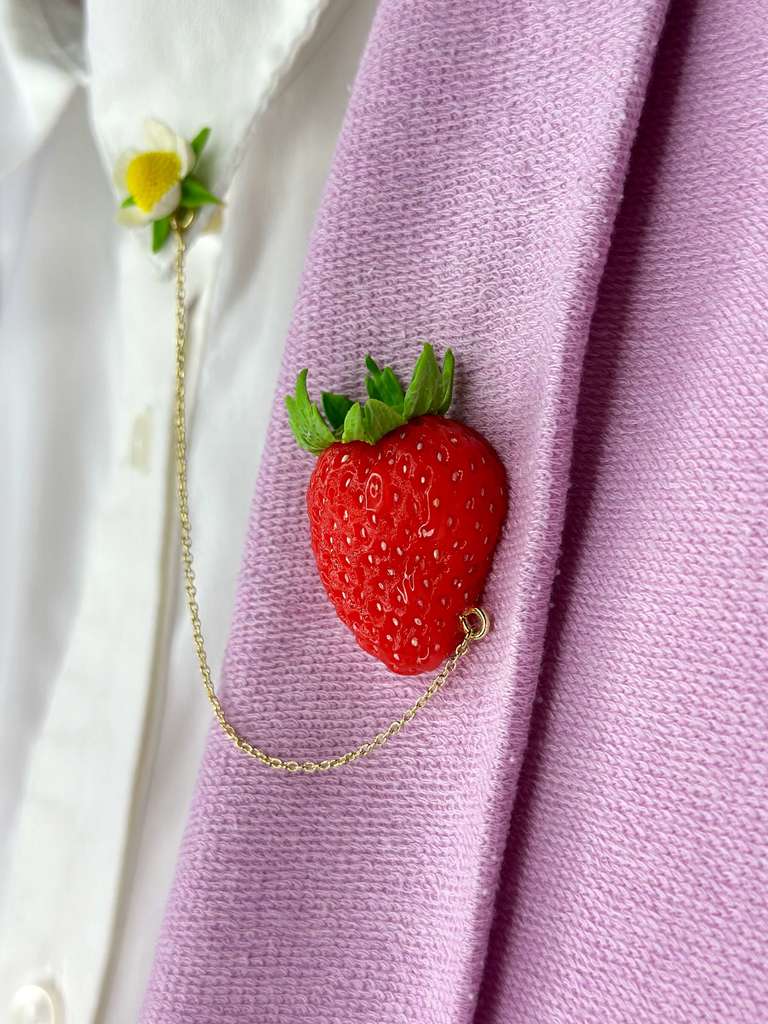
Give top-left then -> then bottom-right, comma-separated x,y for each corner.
171,221 -> 489,773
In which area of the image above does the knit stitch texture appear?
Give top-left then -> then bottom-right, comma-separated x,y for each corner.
142,0 -> 768,1020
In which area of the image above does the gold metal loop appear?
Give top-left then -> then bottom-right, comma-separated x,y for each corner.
171,208 -> 196,232
460,607 -> 491,642
172,225 -> 491,772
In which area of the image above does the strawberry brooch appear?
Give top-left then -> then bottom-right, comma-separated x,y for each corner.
286,345 -> 507,676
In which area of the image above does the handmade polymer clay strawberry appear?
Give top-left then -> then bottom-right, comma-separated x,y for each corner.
286,345 -> 507,675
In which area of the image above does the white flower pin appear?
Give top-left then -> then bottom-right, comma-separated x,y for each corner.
114,119 -> 221,251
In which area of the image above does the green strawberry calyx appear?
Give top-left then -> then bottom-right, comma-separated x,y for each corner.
285,344 -> 455,455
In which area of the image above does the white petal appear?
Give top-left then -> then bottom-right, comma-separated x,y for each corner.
113,149 -> 138,190
144,118 -> 176,151
176,137 -> 195,177
116,204 -> 151,227
148,182 -> 181,220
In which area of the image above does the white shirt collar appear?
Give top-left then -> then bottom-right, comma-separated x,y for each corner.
3,0 -> 331,247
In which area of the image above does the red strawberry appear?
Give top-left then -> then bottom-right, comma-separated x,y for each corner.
286,345 -> 507,675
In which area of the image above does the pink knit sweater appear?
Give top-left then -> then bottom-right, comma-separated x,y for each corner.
143,0 -> 768,1020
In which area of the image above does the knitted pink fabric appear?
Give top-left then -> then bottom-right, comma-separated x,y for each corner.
474,2 -> 768,1020
142,0 -> 767,1021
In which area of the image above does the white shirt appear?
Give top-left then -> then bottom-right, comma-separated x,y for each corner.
0,2 -> 378,1020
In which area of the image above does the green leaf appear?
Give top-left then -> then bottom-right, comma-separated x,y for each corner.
340,399 -> 404,445
152,215 -> 171,253
286,344 -> 457,454
437,347 -> 455,413
180,175 -> 222,208
365,355 -> 405,411
191,127 -> 211,160
121,195 -> 136,208
285,369 -> 335,455
341,402 -> 368,443
403,343 -> 442,419
322,392 -> 354,432
362,399 -> 405,442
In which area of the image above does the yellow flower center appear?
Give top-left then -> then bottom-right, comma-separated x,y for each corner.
126,151 -> 182,212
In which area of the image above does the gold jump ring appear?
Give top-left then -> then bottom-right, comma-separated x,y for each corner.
460,607 -> 491,642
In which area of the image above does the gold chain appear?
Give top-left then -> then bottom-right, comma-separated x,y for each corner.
171,220 -> 490,773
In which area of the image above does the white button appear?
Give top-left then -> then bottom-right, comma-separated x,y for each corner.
8,983 -> 58,1024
